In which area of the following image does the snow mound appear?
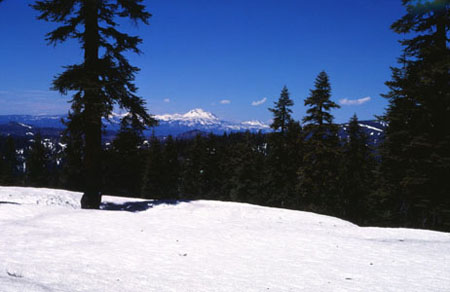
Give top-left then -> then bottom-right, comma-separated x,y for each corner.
1,187 -> 449,292
0,187 -> 81,209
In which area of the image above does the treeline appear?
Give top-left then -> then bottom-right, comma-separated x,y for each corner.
0,111 -> 378,226
0,134 -> 61,188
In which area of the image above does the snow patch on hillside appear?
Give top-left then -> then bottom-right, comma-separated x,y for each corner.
358,123 -> 384,132
18,123 -> 32,129
241,120 -> 270,129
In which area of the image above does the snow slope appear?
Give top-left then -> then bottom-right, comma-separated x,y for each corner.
1,187 -> 449,292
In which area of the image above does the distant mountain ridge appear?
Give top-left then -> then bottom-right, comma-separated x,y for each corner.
0,109 -> 271,136
0,109 -> 385,145
0,115 -> 64,129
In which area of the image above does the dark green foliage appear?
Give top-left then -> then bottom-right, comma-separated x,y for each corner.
180,135 -> 207,199
198,134 -> 223,200
141,134 -> 165,200
340,114 -> 376,223
0,136 -> 19,185
214,133 -> 237,201
228,132 -> 265,204
265,121 -> 303,208
303,72 -> 340,130
269,86 -> 294,134
140,134 -> 181,200
32,0 -> 155,209
283,121 -> 304,208
298,71 -> 342,215
163,135 -> 180,198
59,113 -> 84,191
380,0 -> 450,230
25,133 -> 50,187
103,122 -> 145,196
267,85 -> 302,208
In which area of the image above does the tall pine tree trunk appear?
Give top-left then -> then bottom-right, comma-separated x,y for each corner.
81,0 -> 102,209
32,0 -> 153,208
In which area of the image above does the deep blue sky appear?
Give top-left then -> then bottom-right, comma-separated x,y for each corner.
0,0 -> 405,123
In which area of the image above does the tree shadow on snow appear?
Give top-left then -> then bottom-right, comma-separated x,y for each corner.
0,201 -> 20,205
100,199 -> 190,213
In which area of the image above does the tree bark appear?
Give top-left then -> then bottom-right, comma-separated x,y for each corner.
80,0 -> 102,209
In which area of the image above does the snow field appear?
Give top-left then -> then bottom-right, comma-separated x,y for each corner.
1,187 -> 449,291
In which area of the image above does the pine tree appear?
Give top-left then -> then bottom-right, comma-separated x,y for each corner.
265,121 -> 303,208
298,71 -> 342,215
26,133 -> 49,187
269,86 -> 294,134
180,134 -> 206,199
198,133 -> 222,200
163,135 -> 180,199
266,85 -> 301,208
215,132 -> 236,201
0,136 -> 19,185
104,120 -> 145,196
283,121 -> 304,208
341,114 -> 375,223
32,0 -> 156,209
229,132 -> 265,204
60,113 -> 84,191
381,0 -> 450,229
141,134 -> 165,200
303,72 -> 340,133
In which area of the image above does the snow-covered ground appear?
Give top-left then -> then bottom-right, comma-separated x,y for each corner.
1,187 -> 449,292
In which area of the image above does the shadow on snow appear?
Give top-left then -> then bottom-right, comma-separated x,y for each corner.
100,199 -> 190,213
0,201 -> 20,205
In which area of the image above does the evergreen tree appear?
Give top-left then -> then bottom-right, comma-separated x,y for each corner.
341,114 -> 375,223
265,121 -> 303,208
26,133 -> 49,187
163,135 -> 180,198
141,134 -> 165,200
381,0 -> 450,229
229,132 -> 265,204
298,71 -> 342,215
266,85 -> 301,208
0,136 -> 19,185
104,120 -> 145,196
180,134 -> 206,199
32,0 -> 156,209
200,134 -> 224,200
303,72 -> 340,132
215,132 -> 236,201
60,113 -> 84,191
283,121 -> 304,208
269,86 -> 294,134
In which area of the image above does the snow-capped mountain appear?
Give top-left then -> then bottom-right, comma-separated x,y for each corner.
152,108 -> 270,135
0,109 -> 271,136
0,115 -> 64,129
156,108 -> 220,126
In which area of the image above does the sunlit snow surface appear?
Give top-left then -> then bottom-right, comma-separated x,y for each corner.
1,187 -> 449,292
